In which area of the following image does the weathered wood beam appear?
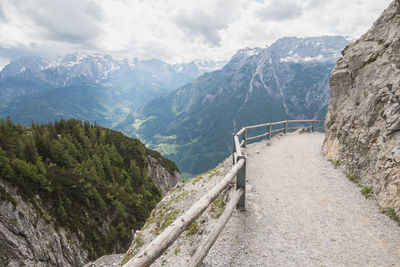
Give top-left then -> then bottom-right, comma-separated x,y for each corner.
124,159 -> 246,267
237,127 -> 246,136
246,132 -> 269,141
271,128 -> 284,134
240,139 -> 245,147
234,135 -> 242,157
188,188 -> 244,267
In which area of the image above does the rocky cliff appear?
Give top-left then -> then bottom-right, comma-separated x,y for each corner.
147,156 -> 182,194
0,179 -> 87,266
323,0 -> 400,215
0,155 -> 181,267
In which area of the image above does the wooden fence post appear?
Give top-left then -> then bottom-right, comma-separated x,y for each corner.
236,155 -> 246,210
232,134 -> 236,164
267,124 -> 271,140
243,128 -> 247,147
312,120 -> 315,132
284,121 -> 288,134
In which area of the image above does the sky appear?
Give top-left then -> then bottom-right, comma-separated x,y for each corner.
0,0 -> 393,67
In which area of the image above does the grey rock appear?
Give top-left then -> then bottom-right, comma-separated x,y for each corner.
84,254 -> 124,267
0,179 -> 87,267
323,0 -> 400,216
147,156 -> 182,194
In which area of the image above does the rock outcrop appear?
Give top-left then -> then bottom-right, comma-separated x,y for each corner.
324,0 -> 400,215
0,179 -> 87,266
0,156 -> 181,266
147,156 -> 182,194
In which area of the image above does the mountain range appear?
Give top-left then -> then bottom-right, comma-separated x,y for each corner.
0,53 -> 224,127
117,36 -> 350,176
0,36 -> 350,176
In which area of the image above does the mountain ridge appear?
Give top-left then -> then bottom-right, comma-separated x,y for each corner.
0,53 -> 225,128
118,35 -> 350,175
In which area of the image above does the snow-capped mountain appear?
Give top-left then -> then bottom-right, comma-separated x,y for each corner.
269,36 -> 347,63
0,52 -> 226,102
118,35 -> 350,175
0,52 -> 125,87
0,52 -> 225,89
0,52 -> 226,127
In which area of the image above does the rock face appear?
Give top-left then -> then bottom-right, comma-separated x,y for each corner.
0,156 -> 180,266
0,180 -> 87,266
323,0 -> 400,215
147,156 -> 182,194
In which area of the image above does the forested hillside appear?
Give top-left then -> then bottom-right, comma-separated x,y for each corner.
0,118 -> 178,260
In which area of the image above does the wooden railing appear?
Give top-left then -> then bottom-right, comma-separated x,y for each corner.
237,119 -> 324,147
124,119 -> 324,267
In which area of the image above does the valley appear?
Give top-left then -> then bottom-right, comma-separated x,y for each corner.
118,36 -> 350,176
0,37 -> 349,177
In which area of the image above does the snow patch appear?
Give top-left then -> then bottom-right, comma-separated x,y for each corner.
280,53 -> 327,63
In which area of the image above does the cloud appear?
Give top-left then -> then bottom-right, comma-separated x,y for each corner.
173,0 -> 244,46
0,3 -> 7,22
256,0 -> 304,21
10,0 -> 104,45
0,0 -> 394,68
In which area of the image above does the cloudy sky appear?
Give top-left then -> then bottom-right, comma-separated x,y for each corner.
0,0 -> 392,67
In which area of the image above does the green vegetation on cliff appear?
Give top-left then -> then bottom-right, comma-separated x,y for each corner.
0,118 -> 177,259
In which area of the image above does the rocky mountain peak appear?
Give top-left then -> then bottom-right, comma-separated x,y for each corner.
0,53 -> 225,89
324,0 -> 400,215
225,47 -> 263,70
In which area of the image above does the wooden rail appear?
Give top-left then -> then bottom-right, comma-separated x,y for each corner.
189,188 -> 244,267
241,119 -> 324,143
124,159 -> 246,267
124,119 -> 324,267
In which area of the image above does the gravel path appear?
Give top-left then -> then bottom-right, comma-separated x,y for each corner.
204,132 -> 400,266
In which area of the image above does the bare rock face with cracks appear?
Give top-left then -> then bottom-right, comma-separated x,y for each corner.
324,0 -> 400,215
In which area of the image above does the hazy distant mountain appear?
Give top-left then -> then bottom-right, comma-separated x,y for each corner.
0,52 -> 225,126
118,36 -> 350,175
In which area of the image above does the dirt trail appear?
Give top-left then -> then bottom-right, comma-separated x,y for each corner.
204,132 -> 400,266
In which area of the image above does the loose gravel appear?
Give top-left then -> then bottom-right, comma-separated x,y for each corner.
204,132 -> 400,266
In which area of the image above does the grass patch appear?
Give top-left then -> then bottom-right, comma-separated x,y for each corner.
167,190 -> 190,207
142,209 -> 156,229
361,186 -> 372,198
186,221 -> 201,236
174,245 -> 181,255
333,159 -> 340,169
159,209 -> 180,234
366,55 -> 377,64
161,259 -> 167,265
346,174 -> 361,187
378,39 -> 384,45
134,233 -> 144,248
121,250 -> 133,266
211,195 -> 225,218
191,175 -> 203,185
382,208 -> 400,225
